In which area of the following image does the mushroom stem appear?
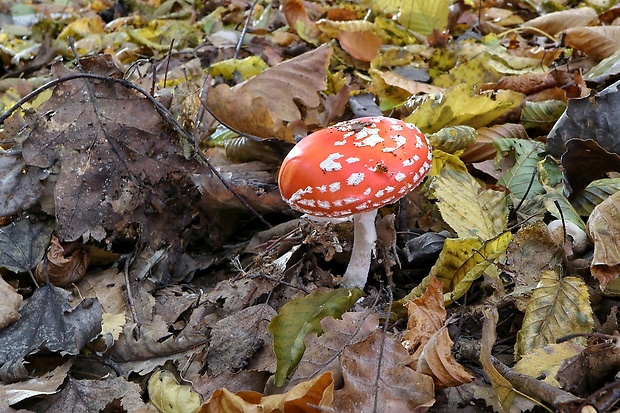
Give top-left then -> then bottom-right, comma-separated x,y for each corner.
341,209 -> 378,289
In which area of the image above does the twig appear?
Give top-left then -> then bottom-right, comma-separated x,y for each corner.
122,253 -> 142,341
234,0 -> 261,59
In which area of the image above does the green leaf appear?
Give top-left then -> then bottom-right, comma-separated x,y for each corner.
520,100 -> 566,129
399,0 -> 449,36
495,138 -> 546,204
428,151 -> 508,240
515,270 -> 593,360
268,288 -> 364,386
572,178 -> 620,216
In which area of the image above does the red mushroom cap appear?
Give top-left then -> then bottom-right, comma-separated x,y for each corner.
278,116 -> 432,217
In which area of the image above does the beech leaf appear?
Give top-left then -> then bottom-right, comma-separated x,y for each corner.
268,288 -> 364,386
515,270 -> 593,360
148,370 -> 201,413
587,190 -> 620,288
206,44 -> 332,141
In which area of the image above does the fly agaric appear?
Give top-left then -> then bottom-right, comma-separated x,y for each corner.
278,116 -> 432,289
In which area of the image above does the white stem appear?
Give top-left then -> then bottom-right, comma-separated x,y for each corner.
340,209 -> 378,289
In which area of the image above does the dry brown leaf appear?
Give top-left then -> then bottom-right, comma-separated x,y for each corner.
34,235 -> 90,287
337,30 -> 382,62
402,277 -> 446,366
587,190 -> 620,289
522,7 -> 598,36
0,277 -> 21,330
417,326 -> 474,388
206,44 -> 332,141
334,331 -> 435,412
199,372 -> 333,413
564,26 -> 620,60
282,0 -> 321,43
286,310 -> 379,390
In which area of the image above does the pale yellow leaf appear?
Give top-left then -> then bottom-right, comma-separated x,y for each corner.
148,370 -> 201,413
399,0 -> 449,36
514,342 -> 584,388
515,270 -> 594,360
587,190 -> 620,289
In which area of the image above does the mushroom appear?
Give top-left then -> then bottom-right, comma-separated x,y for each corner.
277,116 -> 432,289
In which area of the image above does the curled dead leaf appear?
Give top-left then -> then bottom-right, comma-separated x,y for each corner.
337,31 -> 382,62
35,235 -> 90,287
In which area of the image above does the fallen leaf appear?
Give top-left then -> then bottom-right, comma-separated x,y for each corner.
564,26 -> 620,60
199,372 -> 334,413
21,55 -> 205,245
522,8 -> 598,36
268,288 -> 364,386
148,370 -> 201,413
515,270 -> 593,360
206,44 -> 332,141
334,330 -> 435,412
0,283 -> 102,383
587,190 -> 620,288
337,31 -> 382,62
0,277 -> 21,330
208,304 -> 276,375
34,235 -> 90,286
286,310 -> 379,390
0,149 -> 46,217
0,362 -> 71,406
0,218 -> 54,274
48,376 -> 151,413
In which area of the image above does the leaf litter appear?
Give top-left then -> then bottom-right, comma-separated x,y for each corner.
2,0 -> 620,412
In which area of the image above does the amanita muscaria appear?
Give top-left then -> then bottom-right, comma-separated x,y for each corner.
278,116 -> 432,289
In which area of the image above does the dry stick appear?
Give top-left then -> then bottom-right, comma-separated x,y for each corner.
234,0 -> 261,59
372,283 -> 394,413
490,355 -> 583,409
122,253 -> 142,341
0,73 -> 272,228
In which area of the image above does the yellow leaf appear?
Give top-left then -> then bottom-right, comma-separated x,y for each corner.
513,342 -> 584,388
57,16 -> 105,39
209,56 -> 270,81
428,151 -> 508,239
515,270 -> 594,360
399,0 -> 449,36
148,371 -> 201,413
430,233 -> 512,302
405,84 -> 523,134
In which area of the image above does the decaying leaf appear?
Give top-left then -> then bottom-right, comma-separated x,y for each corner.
522,7 -> 598,36
337,31 -> 382,62
208,304 -> 276,376
0,218 -> 54,274
0,283 -> 102,383
0,277 -> 21,330
564,26 -> 620,61
48,376 -> 150,413
334,330 -> 435,412
34,235 -> 90,286
0,149 -> 46,217
428,151 -> 508,240
0,362 -> 71,406
21,55 -> 205,245
587,190 -> 620,288
286,310 -> 380,390
402,278 -> 474,388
